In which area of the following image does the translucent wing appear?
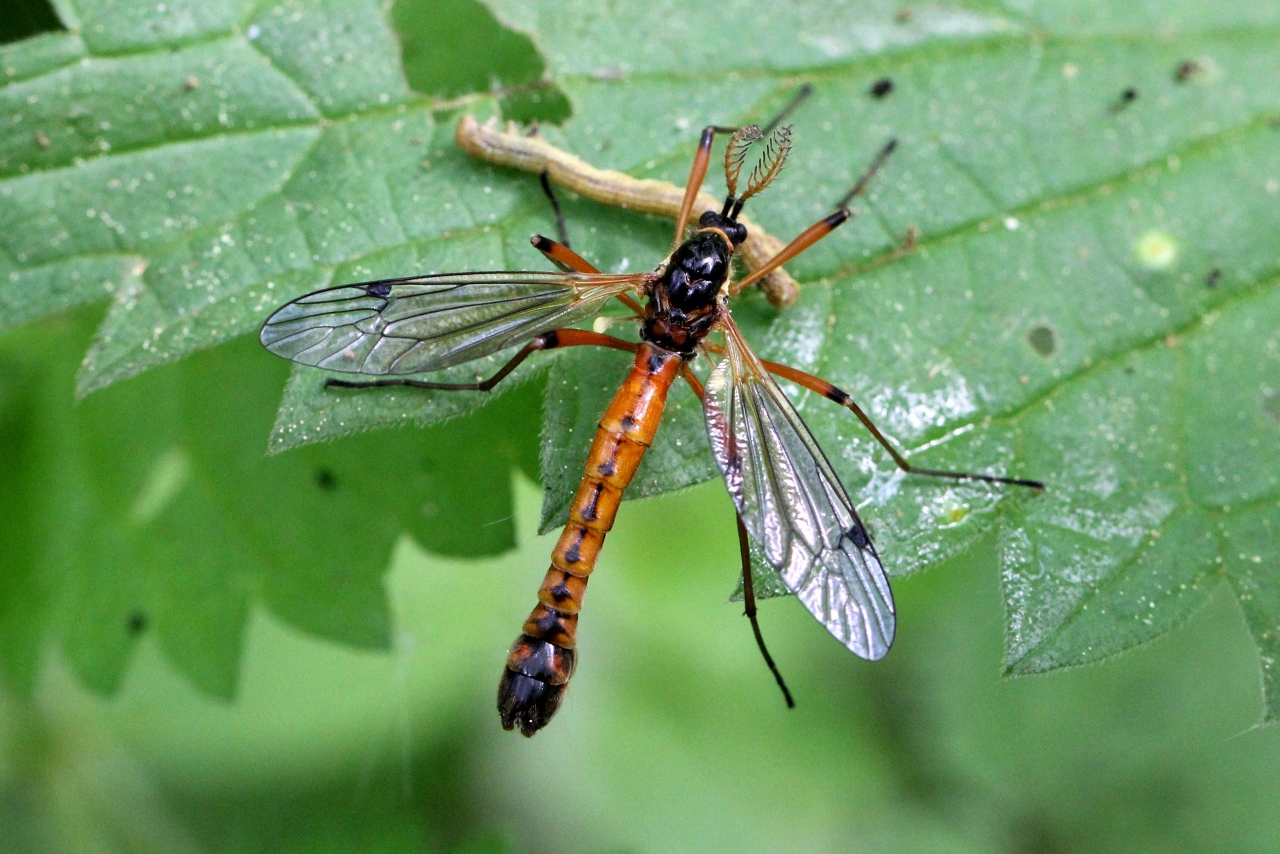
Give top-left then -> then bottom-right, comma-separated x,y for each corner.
260,271 -> 650,375
704,318 -> 895,660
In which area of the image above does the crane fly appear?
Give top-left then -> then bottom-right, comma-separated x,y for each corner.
260,90 -> 1043,737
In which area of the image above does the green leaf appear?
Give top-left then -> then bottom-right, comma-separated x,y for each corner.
489,0 -> 1280,721
0,303 -> 541,695
3,0 -> 1279,720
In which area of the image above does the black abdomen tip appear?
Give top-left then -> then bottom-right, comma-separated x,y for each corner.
498,670 -> 568,737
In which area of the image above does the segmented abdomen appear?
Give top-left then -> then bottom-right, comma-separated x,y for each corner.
498,342 -> 684,736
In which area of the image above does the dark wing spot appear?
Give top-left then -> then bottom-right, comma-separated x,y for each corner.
366,283 -> 392,298
846,523 -> 872,550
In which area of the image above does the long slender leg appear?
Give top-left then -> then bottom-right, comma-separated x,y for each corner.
538,170 -> 571,248
760,83 -> 813,134
760,359 -> 1045,490
738,515 -> 796,708
732,138 -> 898,294
530,233 -> 599,274
673,124 -> 737,249
678,363 -> 794,706
534,172 -> 641,318
325,329 -> 639,392
672,86 -> 813,248
529,234 -> 646,317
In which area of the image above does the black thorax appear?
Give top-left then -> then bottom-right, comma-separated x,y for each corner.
641,226 -> 738,356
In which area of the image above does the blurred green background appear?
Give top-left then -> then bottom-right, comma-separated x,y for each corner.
3,1 -> 1280,852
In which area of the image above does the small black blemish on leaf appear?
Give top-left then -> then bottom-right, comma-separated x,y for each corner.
127,611 -> 148,635
1027,325 -> 1056,358
315,468 -> 336,490
1206,268 -> 1222,288
1174,60 -> 1201,83
1108,87 -> 1138,114
870,77 -> 894,99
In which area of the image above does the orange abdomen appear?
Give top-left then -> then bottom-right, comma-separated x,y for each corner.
498,342 -> 683,736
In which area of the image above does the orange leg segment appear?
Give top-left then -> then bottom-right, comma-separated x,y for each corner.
732,137 -> 899,295
673,124 -> 737,250
529,235 -> 645,317
760,358 -> 1045,490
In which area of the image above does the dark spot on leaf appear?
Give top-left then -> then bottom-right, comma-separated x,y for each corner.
315,468 -> 336,490
870,77 -> 894,99
895,7 -> 913,24
1124,365 -> 1135,375
1205,268 -> 1221,288
1027,325 -> 1056,358
127,611 -> 148,635
1174,60 -> 1202,83
1108,87 -> 1138,113
367,282 -> 392,298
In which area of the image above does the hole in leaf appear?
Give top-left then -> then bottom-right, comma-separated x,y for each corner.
391,0 -> 570,124
0,0 -> 63,45
1027,324 -> 1056,358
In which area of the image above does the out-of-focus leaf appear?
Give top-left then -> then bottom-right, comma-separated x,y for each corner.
0,305 -> 541,695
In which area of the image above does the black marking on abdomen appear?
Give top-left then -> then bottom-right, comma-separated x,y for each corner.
564,530 -> 583,564
579,481 -> 602,521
